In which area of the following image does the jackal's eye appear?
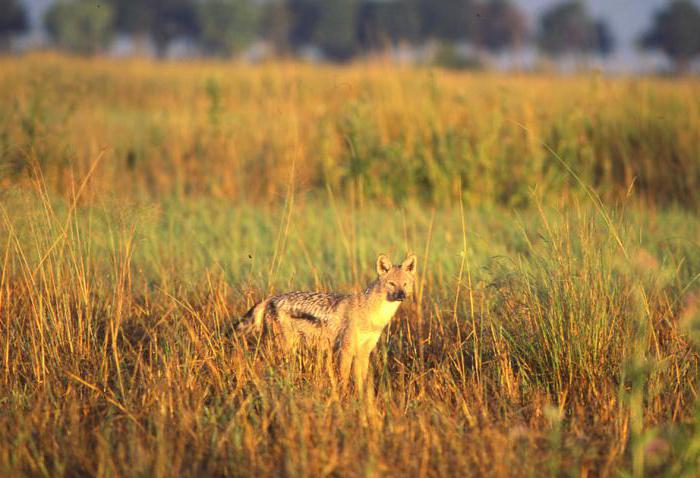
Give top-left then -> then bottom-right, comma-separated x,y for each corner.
387,281 -> 397,288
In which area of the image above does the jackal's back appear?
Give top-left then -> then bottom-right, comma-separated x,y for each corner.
271,291 -> 349,326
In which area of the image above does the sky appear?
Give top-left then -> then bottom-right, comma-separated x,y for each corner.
18,0 -> 700,70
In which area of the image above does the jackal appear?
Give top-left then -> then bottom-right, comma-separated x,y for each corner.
237,254 -> 417,391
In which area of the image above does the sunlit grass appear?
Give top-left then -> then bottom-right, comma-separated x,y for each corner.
0,55 -> 699,476
1,54 -> 699,208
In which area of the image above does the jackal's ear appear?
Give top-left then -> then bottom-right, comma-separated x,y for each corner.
376,254 -> 393,276
401,254 -> 417,274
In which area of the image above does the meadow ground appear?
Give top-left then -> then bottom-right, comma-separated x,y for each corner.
0,55 -> 699,477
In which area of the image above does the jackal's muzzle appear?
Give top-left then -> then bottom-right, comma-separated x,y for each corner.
387,290 -> 406,302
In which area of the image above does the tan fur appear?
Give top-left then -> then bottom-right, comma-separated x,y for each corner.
237,254 -> 417,393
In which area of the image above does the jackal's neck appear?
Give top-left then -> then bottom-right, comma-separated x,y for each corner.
361,279 -> 401,328
362,279 -> 397,307
362,279 -> 379,295
363,279 -> 379,296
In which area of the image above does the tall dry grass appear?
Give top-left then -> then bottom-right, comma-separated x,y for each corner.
0,55 -> 699,477
1,54 -> 699,208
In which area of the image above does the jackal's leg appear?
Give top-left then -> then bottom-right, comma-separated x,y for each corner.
354,352 -> 371,395
339,348 -> 354,385
354,356 -> 365,395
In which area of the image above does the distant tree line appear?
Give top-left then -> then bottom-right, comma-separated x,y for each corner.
1,0 -> 700,71
0,0 -> 28,49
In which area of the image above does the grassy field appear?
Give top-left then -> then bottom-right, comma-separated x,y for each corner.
1,54 -> 699,477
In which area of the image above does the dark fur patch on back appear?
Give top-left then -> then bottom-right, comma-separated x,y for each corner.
242,303 -> 257,319
289,309 -> 325,327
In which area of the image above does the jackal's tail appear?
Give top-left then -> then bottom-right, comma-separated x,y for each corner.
235,300 -> 268,336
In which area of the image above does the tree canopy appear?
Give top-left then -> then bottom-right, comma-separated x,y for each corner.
538,1 -> 614,57
476,0 -> 528,52
419,0 -> 480,42
45,0 -> 114,55
107,0 -> 199,56
31,0 -> 626,64
197,0 -> 260,57
357,0 -> 423,50
0,0 -> 28,48
313,0 -> 359,60
640,0 -> 700,71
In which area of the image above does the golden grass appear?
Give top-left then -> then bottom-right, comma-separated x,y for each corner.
0,55 -> 699,477
1,54 -> 699,207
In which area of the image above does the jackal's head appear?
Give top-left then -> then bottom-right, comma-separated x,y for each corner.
375,254 -> 417,302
